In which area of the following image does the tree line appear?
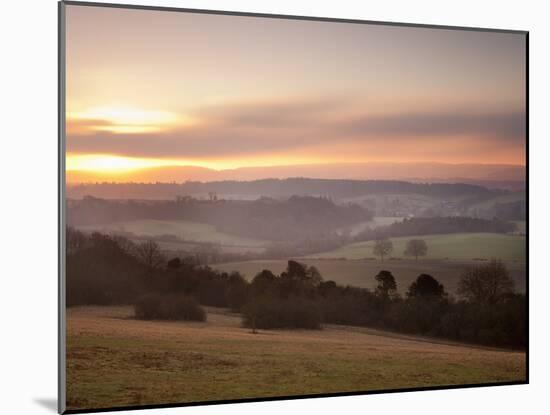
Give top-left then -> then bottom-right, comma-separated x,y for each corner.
66,228 -> 525,349
240,259 -> 525,348
67,178 -> 499,200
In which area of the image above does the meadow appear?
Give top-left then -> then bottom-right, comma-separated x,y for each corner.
76,217 -> 526,295
66,306 -> 526,411
75,218 -> 525,261
312,232 -> 526,262
214,231 -> 526,295
74,216 -> 405,254
76,219 -> 269,253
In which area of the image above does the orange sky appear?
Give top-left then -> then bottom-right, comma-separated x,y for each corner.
64,4 -> 526,182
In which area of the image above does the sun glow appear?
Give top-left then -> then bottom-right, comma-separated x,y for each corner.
66,154 -> 180,173
65,153 -> 336,176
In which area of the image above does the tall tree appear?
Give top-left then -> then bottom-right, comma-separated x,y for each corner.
373,238 -> 393,262
135,240 -> 164,277
374,270 -> 397,299
404,239 -> 428,261
407,274 -> 445,298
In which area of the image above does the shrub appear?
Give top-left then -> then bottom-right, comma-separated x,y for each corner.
135,293 -> 206,322
242,297 -> 321,329
134,293 -> 162,319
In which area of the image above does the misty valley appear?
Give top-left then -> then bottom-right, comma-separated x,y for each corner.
67,178 -> 526,291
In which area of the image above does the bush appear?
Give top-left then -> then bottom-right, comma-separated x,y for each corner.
242,297 -> 321,329
134,293 -> 162,319
135,293 -> 206,322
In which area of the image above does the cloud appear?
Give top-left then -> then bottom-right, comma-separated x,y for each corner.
197,97 -> 344,129
66,98 -> 526,160
342,111 -> 525,140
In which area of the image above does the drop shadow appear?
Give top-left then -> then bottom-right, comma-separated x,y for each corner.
34,398 -> 57,413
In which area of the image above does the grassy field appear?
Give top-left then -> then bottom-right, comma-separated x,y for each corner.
312,233 -> 526,262
66,306 -> 526,411
77,217 -> 405,252
213,258 -> 526,294
77,219 -> 269,253
214,232 -> 526,294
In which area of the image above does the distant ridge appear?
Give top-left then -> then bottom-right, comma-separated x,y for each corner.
67,161 -> 525,187
66,177 -> 512,200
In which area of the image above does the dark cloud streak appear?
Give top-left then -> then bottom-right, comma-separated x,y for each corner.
343,111 -> 525,140
67,99 -> 526,159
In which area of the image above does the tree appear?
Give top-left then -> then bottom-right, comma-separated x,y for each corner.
66,226 -> 88,254
280,260 -> 322,298
285,260 -> 307,280
404,239 -> 428,261
135,240 -> 164,277
407,274 -> 445,299
306,265 -> 323,286
375,270 -> 397,299
457,259 -> 515,305
373,238 -> 393,262
112,235 -> 138,256
250,269 -> 277,295
226,272 -> 249,312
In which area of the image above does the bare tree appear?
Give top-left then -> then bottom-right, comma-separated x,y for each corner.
66,226 -> 87,254
135,240 -> 164,276
457,259 -> 515,305
373,238 -> 393,262
404,239 -> 428,261
111,234 -> 137,256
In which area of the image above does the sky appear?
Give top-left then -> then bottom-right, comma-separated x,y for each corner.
65,4 -> 526,183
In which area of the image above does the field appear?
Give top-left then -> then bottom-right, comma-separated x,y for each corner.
66,306 -> 526,411
214,258 -> 526,295
312,232 -> 526,262
214,231 -> 526,294
76,219 -> 269,253
75,217 -> 404,250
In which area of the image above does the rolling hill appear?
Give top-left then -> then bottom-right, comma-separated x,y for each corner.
310,232 -> 526,262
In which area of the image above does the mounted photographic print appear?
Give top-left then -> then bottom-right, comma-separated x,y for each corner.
58,1 -> 528,413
